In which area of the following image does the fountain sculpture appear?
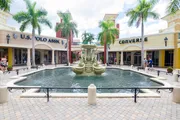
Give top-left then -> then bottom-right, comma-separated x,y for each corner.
72,44 -> 106,75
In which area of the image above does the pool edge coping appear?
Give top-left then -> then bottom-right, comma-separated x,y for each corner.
6,66 -> 172,98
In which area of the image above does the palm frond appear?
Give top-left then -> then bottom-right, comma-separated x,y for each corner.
19,20 -> 30,32
37,24 -> 41,35
36,8 -> 47,17
38,18 -> 52,29
126,0 -> 159,28
55,23 -> 63,32
147,11 -> 159,19
13,11 -> 30,23
23,0 -> 32,9
166,0 -> 180,14
0,0 -> 11,11
56,11 -> 78,38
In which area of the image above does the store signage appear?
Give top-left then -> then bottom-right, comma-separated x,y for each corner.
119,37 -> 148,44
20,34 -> 60,44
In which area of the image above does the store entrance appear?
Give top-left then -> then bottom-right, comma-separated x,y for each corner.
134,52 -> 141,66
35,50 -> 40,65
123,52 -> 131,65
165,50 -> 174,67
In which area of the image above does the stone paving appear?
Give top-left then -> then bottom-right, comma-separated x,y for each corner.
0,65 -> 180,120
0,91 -> 180,120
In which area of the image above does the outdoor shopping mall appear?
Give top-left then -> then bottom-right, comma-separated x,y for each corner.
1,10 -> 180,68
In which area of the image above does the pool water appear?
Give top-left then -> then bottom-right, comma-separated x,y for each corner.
15,68 -> 162,93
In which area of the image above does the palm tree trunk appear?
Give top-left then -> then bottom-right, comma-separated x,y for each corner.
32,28 -> 36,67
66,35 -> 69,66
104,36 -> 106,64
106,44 -> 108,65
141,16 -> 144,68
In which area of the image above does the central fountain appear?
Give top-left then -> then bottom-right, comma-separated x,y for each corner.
72,44 -> 106,75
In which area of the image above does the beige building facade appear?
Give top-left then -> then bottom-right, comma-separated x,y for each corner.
95,11 -> 180,68
1,10 -> 180,68
0,11 -> 67,67
0,30 -> 67,66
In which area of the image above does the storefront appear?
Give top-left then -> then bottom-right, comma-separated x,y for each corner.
0,30 -> 67,66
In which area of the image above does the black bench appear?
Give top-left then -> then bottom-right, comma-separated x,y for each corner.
4,67 -> 28,75
137,66 -> 144,71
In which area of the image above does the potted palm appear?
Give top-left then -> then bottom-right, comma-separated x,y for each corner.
7,65 -> 13,71
167,67 -> 173,73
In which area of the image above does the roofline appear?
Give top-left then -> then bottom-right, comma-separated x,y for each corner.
161,9 -> 180,20
119,32 -> 178,40
103,14 -> 118,20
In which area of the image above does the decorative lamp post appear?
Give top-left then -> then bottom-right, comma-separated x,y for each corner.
164,37 -> 168,46
6,34 -> 10,44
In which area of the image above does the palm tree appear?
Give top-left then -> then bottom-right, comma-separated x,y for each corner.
82,31 -> 94,44
13,0 -> 52,67
166,0 -> 180,14
0,0 -> 11,11
98,20 -> 119,65
55,11 -> 78,66
126,0 -> 159,67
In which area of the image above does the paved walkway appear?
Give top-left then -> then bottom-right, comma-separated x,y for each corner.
0,65 -> 180,120
0,91 -> 180,120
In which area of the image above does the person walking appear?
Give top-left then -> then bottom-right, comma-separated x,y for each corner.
144,58 -> 148,67
114,58 -> 117,66
148,58 -> 153,68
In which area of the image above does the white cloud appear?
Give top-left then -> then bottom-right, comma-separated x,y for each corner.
117,0 -> 169,39
8,0 -> 126,38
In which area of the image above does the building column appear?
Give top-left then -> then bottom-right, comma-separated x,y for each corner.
17,49 -> 20,64
12,48 -> 14,65
131,52 -> 134,65
116,52 -> 119,65
27,48 -> 31,67
52,50 -> 55,65
144,50 -> 147,58
174,48 -> 180,69
159,50 -> 165,67
8,48 -> 13,66
120,51 -> 124,65
56,51 -> 59,64
174,33 -> 180,69
40,50 -> 44,64
21,49 -> 23,64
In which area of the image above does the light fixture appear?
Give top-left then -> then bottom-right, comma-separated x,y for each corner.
164,37 -> 168,46
6,34 -> 10,44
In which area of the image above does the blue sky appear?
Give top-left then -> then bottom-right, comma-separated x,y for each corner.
7,0 -> 169,40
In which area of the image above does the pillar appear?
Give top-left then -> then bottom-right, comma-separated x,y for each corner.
131,52 -> 134,65
144,50 -> 147,58
12,48 -> 14,65
8,48 -> 13,66
159,50 -> 165,67
0,86 -> 8,103
17,49 -> 20,64
120,51 -> 124,65
56,51 -> 59,64
174,48 -> 180,69
21,49 -> 23,64
69,31 -> 72,64
40,50 -> 44,64
27,48 -> 31,67
52,50 -> 55,65
116,52 -> 119,65
173,33 -> 180,69
88,84 -> 96,105
173,86 -> 180,103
